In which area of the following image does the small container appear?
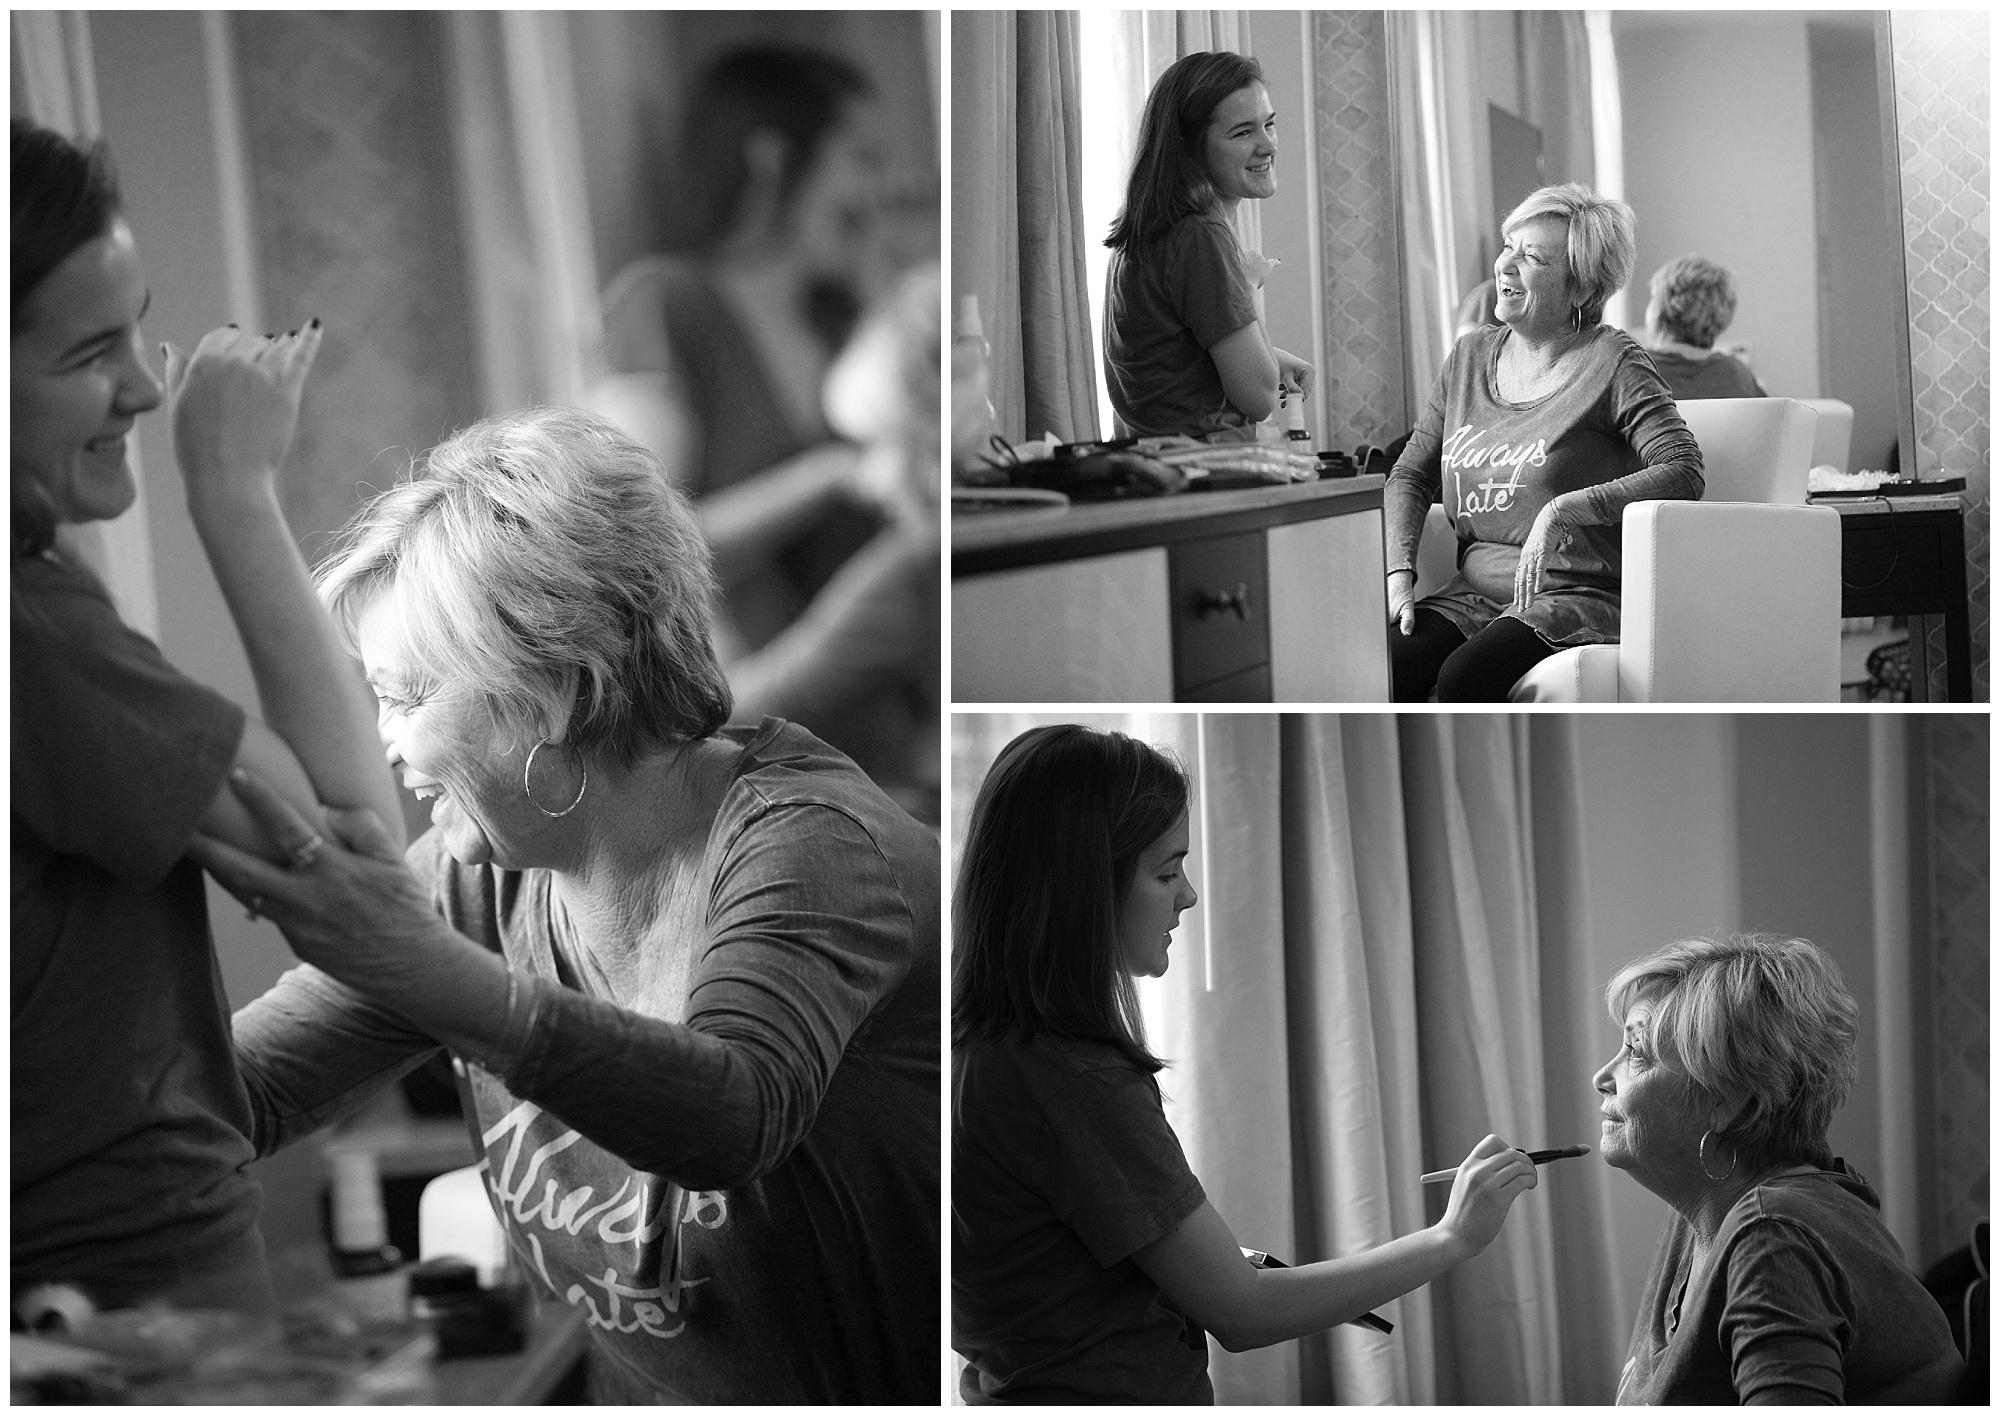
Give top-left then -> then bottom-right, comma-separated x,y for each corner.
1283,389 -> 1312,453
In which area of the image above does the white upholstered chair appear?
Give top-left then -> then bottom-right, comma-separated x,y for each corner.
1800,397 -> 1855,475
1409,398 -> 1843,702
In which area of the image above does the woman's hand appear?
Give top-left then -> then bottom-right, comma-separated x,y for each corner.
188,767 -> 440,987
1436,1134 -> 1539,1261
1387,569 -> 1419,636
165,322 -> 322,509
1511,493 -> 1581,613
1274,347 -> 1315,401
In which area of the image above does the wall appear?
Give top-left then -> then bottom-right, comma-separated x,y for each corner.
1733,717 -> 1882,1184
1883,10 -> 1989,702
1563,716 -> 1740,1348
1308,10 -> 1407,450
1615,14 -> 1820,397
1807,20 -> 1902,472
1913,716 -> 1990,1267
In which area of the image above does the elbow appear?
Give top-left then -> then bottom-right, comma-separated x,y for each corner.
1212,1324 -> 1259,1354
1233,385 -> 1279,424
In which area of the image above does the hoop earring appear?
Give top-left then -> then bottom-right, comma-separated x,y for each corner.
1699,1128 -> 1738,1183
1571,304 -> 1585,334
524,738 -> 588,818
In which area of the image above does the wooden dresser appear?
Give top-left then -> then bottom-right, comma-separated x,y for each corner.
953,478 -> 1389,702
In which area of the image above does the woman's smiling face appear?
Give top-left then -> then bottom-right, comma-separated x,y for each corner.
1116,812 -> 1197,979
355,591 -> 550,869
1201,83 -> 1277,203
1593,999 -> 1710,1186
11,220 -> 165,527
1494,215 -> 1578,336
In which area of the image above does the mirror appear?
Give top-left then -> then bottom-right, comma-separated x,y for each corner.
1391,10 -> 1908,474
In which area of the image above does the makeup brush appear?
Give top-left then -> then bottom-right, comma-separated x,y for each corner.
1420,1144 -> 1591,1185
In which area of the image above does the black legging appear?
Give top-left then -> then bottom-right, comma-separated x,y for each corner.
1391,608 -> 1558,702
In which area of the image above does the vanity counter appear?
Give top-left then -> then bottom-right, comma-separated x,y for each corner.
953,477 -> 1389,702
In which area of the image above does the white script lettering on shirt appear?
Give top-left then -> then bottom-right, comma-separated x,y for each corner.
1441,424 -> 1549,516
484,1100 -> 731,1340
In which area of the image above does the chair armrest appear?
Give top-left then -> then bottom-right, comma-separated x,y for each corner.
1619,501 -> 1842,701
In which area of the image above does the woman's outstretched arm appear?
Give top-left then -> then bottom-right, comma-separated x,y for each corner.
167,324 -> 407,857
1133,1133 -> 1537,1352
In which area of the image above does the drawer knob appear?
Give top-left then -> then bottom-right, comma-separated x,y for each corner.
1194,582 -> 1252,620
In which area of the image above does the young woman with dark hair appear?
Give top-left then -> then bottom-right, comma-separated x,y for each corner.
11,117 -> 403,1316
1102,51 -> 1314,440
952,724 -> 1540,1403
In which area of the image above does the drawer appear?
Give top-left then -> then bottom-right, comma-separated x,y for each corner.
1169,530 -> 1270,695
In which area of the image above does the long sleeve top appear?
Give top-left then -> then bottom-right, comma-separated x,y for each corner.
1383,324 -> 1703,646
232,719 -> 939,1404
1617,1163 -> 1962,1404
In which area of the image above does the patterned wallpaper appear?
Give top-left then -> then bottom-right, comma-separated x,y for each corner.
1887,12 -> 1990,701
230,12 -> 480,559
1925,717 -> 1989,1262
1310,11 -> 1407,450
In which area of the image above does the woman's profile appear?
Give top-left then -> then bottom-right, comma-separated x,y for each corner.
1102,51 -> 1313,440
952,723 -> 1538,1404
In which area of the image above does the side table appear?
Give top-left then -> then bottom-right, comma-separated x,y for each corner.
1816,493 -> 1972,701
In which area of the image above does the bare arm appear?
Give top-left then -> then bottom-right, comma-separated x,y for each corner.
584,370 -> 872,591
698,442 -> 872,589
166,325 -> 405,859
1209,321 -> 1281,424
1134,1134 -> 1538,1352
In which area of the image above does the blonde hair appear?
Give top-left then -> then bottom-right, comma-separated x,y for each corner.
1649,254 -> 1739,348
1503,182 -> 1636,329
316,406 -> 730,765
1606,933 -> 1858,1169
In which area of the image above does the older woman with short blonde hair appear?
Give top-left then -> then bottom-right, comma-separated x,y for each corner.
1643,254 -> 1765,400
194,406 -> 939,1402
1384,182 -> 1704,701
1596,933 -> 1962,1403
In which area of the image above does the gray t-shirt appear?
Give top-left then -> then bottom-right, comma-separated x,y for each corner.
1649,345 -> 1766,401
233,719 -> 939,1403
1104,211 -> 1261,439
1617,1163 -> 1963,1404
954,1033 -> 1212,1404
1384,324 -> 1704,646
12,549 -> 271,1313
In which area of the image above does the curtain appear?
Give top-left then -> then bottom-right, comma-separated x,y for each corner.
1163,715 -> 1586,1402
949,12 -> 1098,446
1014,12 -> 1099,443
443,11 -> 602,414
1387,11 -> 1486,413
12,10 -> 162,638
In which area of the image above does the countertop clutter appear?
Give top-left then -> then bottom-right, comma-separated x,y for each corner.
9,1285 -> 587,1405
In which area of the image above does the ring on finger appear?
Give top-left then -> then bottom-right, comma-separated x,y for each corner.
288,832 -> 327,870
